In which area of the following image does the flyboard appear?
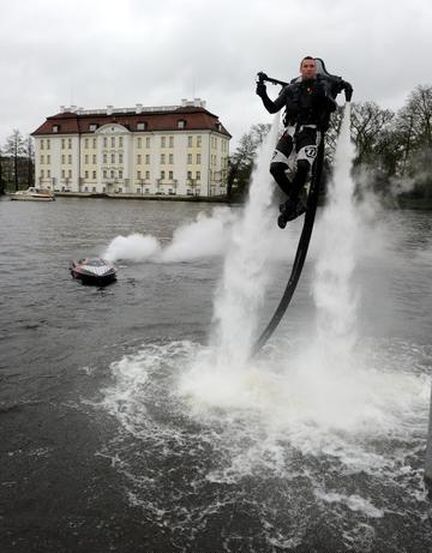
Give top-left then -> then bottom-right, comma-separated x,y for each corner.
252,58 -> 347,356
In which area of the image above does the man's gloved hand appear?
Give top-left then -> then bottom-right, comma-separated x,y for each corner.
256,81 -> 267,98
344,82 -> 353,102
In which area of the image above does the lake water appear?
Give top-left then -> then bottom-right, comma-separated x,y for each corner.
1,196 -> 431,553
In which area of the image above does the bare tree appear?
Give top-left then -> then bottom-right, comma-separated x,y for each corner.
5,129 -> 25,191
25,136 -> 35,187
350,102 -> 395,166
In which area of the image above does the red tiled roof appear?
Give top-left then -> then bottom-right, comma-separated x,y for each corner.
31,106 -> 231,137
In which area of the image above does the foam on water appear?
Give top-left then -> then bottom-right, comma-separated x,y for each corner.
96,105 -> 432,549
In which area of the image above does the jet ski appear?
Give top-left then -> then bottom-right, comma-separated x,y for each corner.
70,257 -> 117,285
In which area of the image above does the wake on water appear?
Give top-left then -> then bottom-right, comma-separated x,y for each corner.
97,105 -> 432,549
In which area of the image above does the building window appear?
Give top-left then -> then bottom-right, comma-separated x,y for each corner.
93,171 -> 97,179
47,155 -> 50,164
160,153 -> 165,164
68,138 -> 72,149
111,153 -> 115,164
145,171 -> 150,179
62,169 -> 65,178
119,170 -> 123,179
103,154 -> 107,164
119,153 -> 123,163
85,138 -> 89,149
145,154 -> 150,164
169,136 -> 174,148
47,139 -> 50,150
47,170 -> 51,178
61,154 -> 65,164
93,138 -> 96,148
137,137 -> 142,148
68,169 -> 72,178
177,120 -> 186,129
196,171 -> 201,181
103,137 -> 107,148
137,154 -> 141,165
40,155 -> 44,164
52,125 -> 59,133
187,171 -> 192,180
197,136 -> 202,147
168,171 -> 173,180
169,154 -> 173,164
89,124 -> 97,131
85,170 -> 89,179
119,137 -> 123,147
161,136 -> 166,148
137,170 -> 141,179
145,188 -> 149,194
111,170 -> 115,178
111,137 -> 115,148
145,137 -> 150,148
187,153 -> 192,164
160,170 -> 165,180
92,154 -> 96,164
188,136 -> 193,147
196,153 -> 201,164
68,154 -> 72,164
85,154 -> 89,164
61,139 -> 65,149
41,169 -> 44,178
40,140 -> 44,150
103,170 -> 107,178
137,122 -> 147,130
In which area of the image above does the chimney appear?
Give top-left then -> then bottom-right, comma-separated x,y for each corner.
60,105 -> 66,113
107,105 -> 113,115
135,103 -> 143,114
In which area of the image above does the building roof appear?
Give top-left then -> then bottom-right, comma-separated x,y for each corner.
31,103 -> 231,138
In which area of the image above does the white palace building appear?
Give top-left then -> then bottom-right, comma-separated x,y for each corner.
31,99 -> 231,198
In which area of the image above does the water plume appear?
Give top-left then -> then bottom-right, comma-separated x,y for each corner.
210,115 -> 281,368
312,103 -> 359,362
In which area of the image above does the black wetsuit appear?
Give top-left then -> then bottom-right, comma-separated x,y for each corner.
258,74 -> 337,203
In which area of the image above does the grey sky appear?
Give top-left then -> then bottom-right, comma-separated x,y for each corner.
1,0 -> 431,148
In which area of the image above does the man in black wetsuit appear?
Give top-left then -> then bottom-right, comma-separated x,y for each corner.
256,56 -> 352,228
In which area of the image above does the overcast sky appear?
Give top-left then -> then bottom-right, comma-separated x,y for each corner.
1,0 -> 431,148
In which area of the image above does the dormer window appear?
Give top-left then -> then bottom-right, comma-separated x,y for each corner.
52,125 -> 59,133
89,124 -> 98,131
137,122 -> 147,131
177,120 -> 186,129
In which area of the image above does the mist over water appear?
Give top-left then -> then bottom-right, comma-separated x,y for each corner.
313,103 -> 358,359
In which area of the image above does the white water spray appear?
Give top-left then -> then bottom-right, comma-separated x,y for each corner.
211,115 -> 281,368
313,104 -> 359,361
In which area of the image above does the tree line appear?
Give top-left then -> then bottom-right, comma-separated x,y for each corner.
0,130 -> 34,194
228,84 -> 432,204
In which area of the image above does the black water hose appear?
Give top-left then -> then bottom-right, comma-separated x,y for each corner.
251,139 -> 325,356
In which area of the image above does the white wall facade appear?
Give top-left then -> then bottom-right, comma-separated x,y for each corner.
34,119 -> 230,197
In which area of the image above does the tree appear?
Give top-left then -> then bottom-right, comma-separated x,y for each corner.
228,123 -> 271,199
24,136 -> 35,187
0,146 -> 5,195
5,129 -> 25,191
350,102 -> 395,167
395,85 -> 432,196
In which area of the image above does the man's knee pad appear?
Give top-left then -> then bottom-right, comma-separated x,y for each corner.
296,159 -> 310,177
270,162 -> 288,181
